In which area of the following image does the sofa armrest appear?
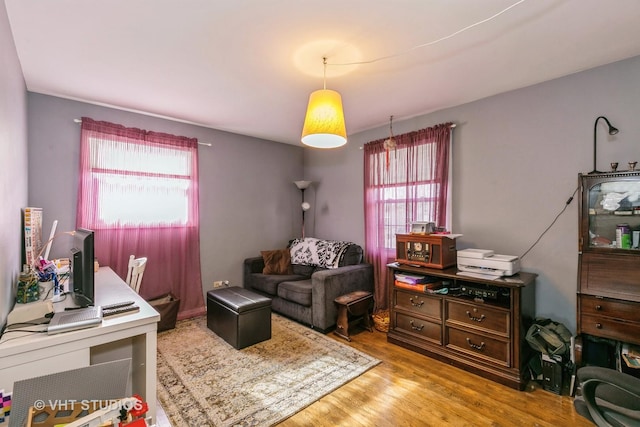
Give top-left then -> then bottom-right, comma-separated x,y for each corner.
310,263 -> 374,331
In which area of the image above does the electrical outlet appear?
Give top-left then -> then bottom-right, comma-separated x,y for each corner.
213,280 -> 230,288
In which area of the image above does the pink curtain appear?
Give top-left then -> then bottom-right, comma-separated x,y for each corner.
77,117 -> 205,319
364,123 -> 452,311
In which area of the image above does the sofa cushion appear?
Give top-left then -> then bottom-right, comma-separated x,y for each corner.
292,263 -> 316,276
247,273 -> 307,296
277,279 -> 313,307
260,249 -> 292,275
340,244 -> 363,266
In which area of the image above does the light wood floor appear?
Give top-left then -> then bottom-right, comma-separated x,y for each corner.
278,326 -> 593,427
155,325 -> 594,427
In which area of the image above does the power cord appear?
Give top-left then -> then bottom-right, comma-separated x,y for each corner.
520,186 -> 579,260
331,0 -> 528,67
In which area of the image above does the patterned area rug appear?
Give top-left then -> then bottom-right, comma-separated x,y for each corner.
156,314 -> 381,426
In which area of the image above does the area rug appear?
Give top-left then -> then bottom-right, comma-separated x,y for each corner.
156,314 -> 381,426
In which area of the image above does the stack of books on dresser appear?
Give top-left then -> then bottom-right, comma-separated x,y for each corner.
394,272 -> 442,293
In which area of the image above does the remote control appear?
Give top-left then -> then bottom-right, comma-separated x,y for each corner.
102,301 -> 136,311
103,305 -> 140,317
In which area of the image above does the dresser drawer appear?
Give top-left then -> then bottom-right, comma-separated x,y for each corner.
394,312 -> 442,345
394,289 -> 442,320
446,300 -> 510,338
580,313 -> 640,344
580,295 -> 640,323
446,327 -> 510,367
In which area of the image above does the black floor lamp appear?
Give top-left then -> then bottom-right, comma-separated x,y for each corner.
590,116 -> 619,174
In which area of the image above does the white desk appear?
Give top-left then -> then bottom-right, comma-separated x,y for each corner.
0,267 -> 160,421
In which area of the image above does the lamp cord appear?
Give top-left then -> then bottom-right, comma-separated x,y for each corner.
322,57 -> 327,89
520,185 -> 579,260
330,0 -> 527,67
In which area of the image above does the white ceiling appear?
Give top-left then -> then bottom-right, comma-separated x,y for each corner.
6,0 -> 640,145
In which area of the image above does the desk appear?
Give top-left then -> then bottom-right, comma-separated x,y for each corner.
0,267 -> 160,421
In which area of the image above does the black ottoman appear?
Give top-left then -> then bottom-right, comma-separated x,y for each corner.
206,286 -> 272,349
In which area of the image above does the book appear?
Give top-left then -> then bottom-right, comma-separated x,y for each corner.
23,207 -> 43,269
621,343 -> 640,369
394,273 -> 437,285
622,353 -> 640,369
394,280 -> 442,293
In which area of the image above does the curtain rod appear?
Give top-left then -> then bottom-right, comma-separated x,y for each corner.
358,122 -> 456,149
73,118 -> 212,147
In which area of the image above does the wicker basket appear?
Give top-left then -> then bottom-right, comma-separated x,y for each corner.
372,309 -> 389,333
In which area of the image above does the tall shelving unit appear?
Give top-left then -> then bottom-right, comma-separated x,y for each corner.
576,171 -> 640,373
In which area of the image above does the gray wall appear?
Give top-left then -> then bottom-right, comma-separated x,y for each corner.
306,55 -> 640,332
27,94 -> 304,298
0,1 -> 28,330
8,1 -> 640,334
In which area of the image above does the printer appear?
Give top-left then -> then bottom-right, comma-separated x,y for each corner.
457,248 -> 520,277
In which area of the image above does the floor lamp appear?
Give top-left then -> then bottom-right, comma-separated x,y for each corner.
294,180 -> 312,238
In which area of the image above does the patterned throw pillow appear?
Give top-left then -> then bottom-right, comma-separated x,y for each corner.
289,238 -> 352,269
261,249 -> 293,275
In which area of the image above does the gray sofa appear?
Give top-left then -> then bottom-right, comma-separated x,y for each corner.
243,238 -> 374,333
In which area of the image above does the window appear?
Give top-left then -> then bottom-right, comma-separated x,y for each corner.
367,144 -> 442,249
77,117 -> 205,319
86,136 -> 195,228
364,123 -> 453,311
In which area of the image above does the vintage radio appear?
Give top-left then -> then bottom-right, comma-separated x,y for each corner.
395,233 -> 457,269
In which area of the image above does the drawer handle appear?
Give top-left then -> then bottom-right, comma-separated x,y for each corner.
409,320 -> 425,331
466,310 -> 486,322
596,323 -> 602,329
466,338 -> 486,351
595,305 -> 602,311
410,297 -> 424,307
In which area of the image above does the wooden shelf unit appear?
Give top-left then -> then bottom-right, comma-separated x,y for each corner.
387,263 -> 536,390
576,172 -> 640,365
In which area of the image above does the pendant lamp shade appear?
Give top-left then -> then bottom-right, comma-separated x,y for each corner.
301,89 -> 347,148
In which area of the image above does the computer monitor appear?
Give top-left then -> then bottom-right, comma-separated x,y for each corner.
70,228 -> 95,307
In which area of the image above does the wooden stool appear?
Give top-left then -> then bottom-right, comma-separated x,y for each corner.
334,290 -> 373,341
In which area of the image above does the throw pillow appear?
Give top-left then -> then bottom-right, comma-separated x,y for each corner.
261,249 -> 293,275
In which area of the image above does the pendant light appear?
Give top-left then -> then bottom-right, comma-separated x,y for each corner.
383,115 -> 397,170
301,57 -> 347,148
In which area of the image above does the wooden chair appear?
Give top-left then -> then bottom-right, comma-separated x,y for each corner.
125,255 -> 147,293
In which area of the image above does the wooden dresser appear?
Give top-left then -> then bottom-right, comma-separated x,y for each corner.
387,263 -> 536,390
576,172 -> 640,364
